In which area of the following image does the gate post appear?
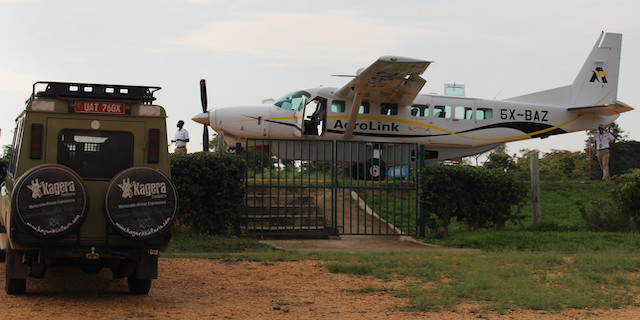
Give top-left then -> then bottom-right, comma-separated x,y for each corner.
417,144 -> 426,238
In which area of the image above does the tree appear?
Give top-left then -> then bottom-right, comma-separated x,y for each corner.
208,132 -> 227,153
483,145 -> 516,172
2,145 -> 11,159
513,149 -> 588,180
539,150 -> 587,180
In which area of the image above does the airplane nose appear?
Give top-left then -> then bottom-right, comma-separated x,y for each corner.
192,112 -> 210,125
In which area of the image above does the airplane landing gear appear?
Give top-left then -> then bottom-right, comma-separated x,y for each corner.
366,158 -> 387,181
351,159 -> 387,181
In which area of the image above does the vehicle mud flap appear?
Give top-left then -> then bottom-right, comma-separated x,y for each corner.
11,164 -> 89,238
5,248 -> 27,294
105,167 -> 178,240
135,249 -> 158,280
127,249 -> 157,295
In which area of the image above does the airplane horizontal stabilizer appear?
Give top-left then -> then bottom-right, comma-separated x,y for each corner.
567,100 -> 633,116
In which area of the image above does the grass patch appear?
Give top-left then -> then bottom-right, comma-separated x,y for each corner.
326,262 -> 375,275
163,234 -> 640,312
323,251 -> 640,312
518,180 -> 616,230
429,230 -> 640,251
166,231 -> 273,254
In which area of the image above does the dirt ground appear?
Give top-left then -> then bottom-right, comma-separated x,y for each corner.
2,256 -> 640,319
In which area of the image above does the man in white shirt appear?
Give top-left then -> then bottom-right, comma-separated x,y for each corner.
172,120 -> 189,153
595,124 -> 615,181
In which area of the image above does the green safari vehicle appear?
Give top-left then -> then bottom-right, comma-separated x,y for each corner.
0,82 -> 177,294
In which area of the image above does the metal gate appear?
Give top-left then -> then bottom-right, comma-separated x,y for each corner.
243,138 -> 421,236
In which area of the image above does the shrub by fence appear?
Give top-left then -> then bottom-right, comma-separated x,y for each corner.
169,152 -> 246,235
419,163 -> 526,238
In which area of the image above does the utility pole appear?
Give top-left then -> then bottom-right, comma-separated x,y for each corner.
530,151 -> 541,224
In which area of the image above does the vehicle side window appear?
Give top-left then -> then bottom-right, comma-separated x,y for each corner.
433,105 -> 451,118
454,106 -> 473,120
359,101 -> 370,114
411,104 -> 429,117
380,103 -> 398,115
476,108 -> 493,120
58,130 -> 134,179
7,119 -> 24,175
331,100 -> 345,113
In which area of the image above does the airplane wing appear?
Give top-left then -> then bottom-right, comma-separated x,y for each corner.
336,56 -> 431,139
567,100 -> 634,116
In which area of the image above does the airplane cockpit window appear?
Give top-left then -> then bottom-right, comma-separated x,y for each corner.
380,103 -> 398,115
359,101 -> 370,114
454,106 -> 473,120
275,90 -> 311,111
411,104 -> 429,117
331,100 -> 346,113
476,108 -> 493,120
433,105 -> 451,118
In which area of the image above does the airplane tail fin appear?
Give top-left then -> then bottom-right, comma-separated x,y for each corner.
570,32 -> 621,107
507,32 -> 623,107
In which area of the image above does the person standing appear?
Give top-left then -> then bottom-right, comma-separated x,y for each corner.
172,120 -> 189,153
595,124 -> 615,181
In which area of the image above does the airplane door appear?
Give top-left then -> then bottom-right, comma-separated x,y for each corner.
292,95 -> 308,137
301,98 -> 327,137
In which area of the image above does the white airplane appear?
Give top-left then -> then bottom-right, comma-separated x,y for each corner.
193,32 -> 632,177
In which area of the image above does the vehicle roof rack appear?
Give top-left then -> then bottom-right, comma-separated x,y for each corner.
31,81 -> 161,104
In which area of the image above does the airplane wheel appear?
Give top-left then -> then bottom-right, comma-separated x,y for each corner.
365,159 -> 386,181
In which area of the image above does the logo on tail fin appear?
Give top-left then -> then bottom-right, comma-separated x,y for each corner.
590,67 -> 608,83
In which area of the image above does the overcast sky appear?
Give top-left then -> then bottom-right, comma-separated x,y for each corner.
1,0 -> 639,157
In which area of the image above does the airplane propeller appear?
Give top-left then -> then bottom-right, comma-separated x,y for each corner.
200,79 -> 209,152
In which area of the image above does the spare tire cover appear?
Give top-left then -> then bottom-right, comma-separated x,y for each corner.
105,167 -> 177,239
12,164 -> 88,237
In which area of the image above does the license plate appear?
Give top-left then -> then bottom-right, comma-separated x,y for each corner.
73,101 -> 125,114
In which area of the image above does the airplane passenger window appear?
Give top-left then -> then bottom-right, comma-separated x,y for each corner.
455,106 -> 473,119
465,108 -> 473,119
433,105 -> 451,118
476,108 -> 493,120
359,101 -> 370,114
380,103 -> 398,115
411,104 -> 429,117
331,100 -> 346,113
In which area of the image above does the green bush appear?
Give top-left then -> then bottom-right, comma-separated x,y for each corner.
170,152 -> 246,235
574,171 -> 640,232
419,164 -> 526,238
612,170 -> 640,229
576,200 -> 628,232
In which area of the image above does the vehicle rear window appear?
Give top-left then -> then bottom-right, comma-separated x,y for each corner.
58,130 -> 133,179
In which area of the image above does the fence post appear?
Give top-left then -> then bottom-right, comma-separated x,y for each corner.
417,144 -> 426,237
530,151 -> 541,224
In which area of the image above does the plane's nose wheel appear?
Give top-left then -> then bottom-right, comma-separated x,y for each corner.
365,158 -> 387,181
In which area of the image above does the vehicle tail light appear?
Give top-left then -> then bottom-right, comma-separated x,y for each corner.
148,129 -> 160,163
30,124 -> 44,159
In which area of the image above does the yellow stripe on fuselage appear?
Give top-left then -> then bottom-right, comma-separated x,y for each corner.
327,114 -> 583,142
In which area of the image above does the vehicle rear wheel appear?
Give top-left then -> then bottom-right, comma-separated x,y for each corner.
5,277 -> 26,295
128,276 -> 152,295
